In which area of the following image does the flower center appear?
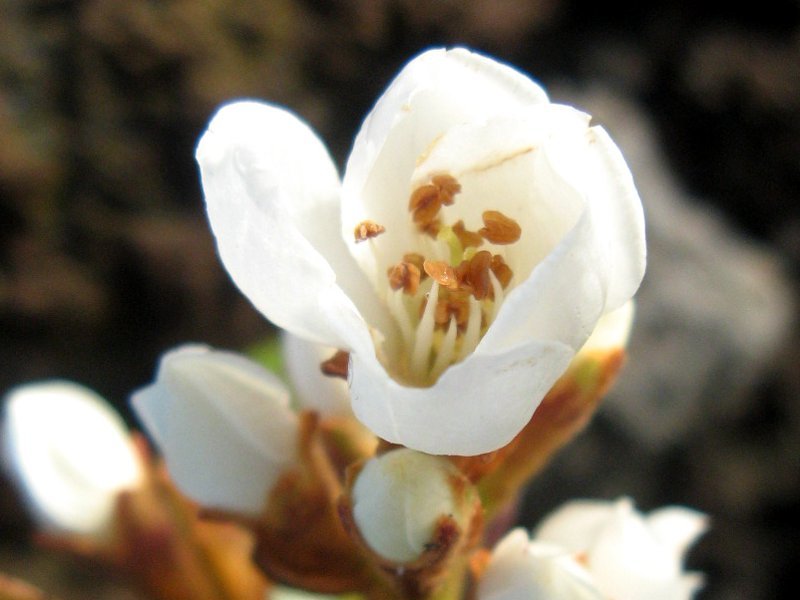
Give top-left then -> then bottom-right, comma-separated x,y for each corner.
355,174 -> 522,386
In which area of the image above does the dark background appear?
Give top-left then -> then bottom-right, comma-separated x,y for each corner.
1,1 -> 799,598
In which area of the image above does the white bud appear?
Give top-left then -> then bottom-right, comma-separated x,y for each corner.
131,344 -> 298,514
351,448 -> 467,563
2,381 -> 142,535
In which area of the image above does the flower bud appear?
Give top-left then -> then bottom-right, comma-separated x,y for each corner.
478,529 -> 604,600
2,381 -> 142,535
350,448 -> 476,564
131,344 -> 298,515
534,497 -> 708,600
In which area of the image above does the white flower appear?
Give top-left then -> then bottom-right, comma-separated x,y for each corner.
478,529 -> 604,600
350,448 -> 471,563
131,344 -> 298,514
1,381 -> 142,535
196,47 -> 646,456
533,497 -> 708,600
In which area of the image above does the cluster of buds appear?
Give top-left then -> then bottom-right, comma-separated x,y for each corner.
1,48 -> 707,600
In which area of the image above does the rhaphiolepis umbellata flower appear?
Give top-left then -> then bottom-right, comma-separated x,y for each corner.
478,498 -> 708,600
1,381 -> 142,535
197,47 -> 646,455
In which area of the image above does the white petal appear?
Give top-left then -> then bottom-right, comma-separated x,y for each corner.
481,209 -> 607,354
197,100 -> 382,353
349,337 -> 574,455
578,300 -> 635,354
479,530 -> 604,600
281,332 -> 351,417
2,381 -> 141,534
131,345 -> 298,514
534,499 -> 620,552
351,449 -> 462,563
647,507 -> 709,561
546,124 -> 647,312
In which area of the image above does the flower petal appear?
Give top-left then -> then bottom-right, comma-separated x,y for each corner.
197,100 -> 384,352
2,381 -> 141,534
349,338 -> 574,455
131,344 -> 298,514
546,124 -> 647,312
478,529 -> 604,600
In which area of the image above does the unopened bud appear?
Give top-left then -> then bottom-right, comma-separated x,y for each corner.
351,448 -> 476,563
131,344 -> 298,515
2,381 -> 142,535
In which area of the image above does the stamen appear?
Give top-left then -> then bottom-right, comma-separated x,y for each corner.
411,282 -> 439,378
489,270 -> 505,322
354,220 -> 386,243
408,184 -> 441,228
423,260 -> 460,290
408,175 -> 461,232
430,317 -> 458,380
434,293 -> 470,330
464,251 -> 493,300
431,174 -> 461,205
387,261 -> 421,295
388,288 -> 414,349
490,254 -> 513,289
460,298 -> 482,360
479,210 -> 521,244
452,220 -> 483,249
320,350 -> 350,379
403,253 -> 427,278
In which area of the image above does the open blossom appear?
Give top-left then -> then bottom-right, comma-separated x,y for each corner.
132,344 -> 299,514
479,498 -> 707,600
2,381 -> 142,535
197,47 -> 646,455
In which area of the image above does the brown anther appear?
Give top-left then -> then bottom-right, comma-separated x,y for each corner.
409,184 -> 442,228
403,253 -> 427,279
353,220 -> 386,243
434,294 -> 471,329
421,219 -> 442,238
490,254 -> 513,288
465,251 -> 493,300
409,175 -> 461,231
431,174 -> 461,206
320,350 -> 350,379
478,210 -> 522,244
423,260 -> 460,290
452,220 -> 483,249
387,261 -> 421,295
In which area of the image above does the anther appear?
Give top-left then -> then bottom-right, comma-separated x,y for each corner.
387,261 -> 421,295
452,220 -> 483,249
423,260 -> 460,290
490,254 -> 513,288
478,211 -> 521,244
320,350 -> 350,379
354,220 -> 386,243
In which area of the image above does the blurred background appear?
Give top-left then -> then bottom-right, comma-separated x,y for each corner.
1,1 -> 798,598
